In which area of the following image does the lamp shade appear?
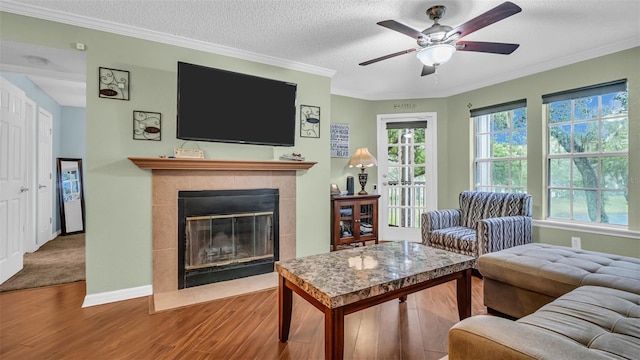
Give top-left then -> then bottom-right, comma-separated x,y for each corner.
416,44 -> 456,66
349,148 -> 377,168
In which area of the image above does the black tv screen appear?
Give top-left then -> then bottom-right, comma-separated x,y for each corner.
177,62 -> 297,146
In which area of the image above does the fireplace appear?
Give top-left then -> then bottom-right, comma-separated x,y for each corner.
177,189 -> 279,289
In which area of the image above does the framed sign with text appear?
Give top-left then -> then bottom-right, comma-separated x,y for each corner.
330,123 -> 349,158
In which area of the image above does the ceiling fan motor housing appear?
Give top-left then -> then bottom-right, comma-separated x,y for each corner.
419,23 -> 453,45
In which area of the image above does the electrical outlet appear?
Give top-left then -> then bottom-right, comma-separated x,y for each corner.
571,237 -> 581,249
75,43 -> 86,51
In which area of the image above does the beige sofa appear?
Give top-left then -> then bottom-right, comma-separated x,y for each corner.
479,243 -> 640,318
447,243 -> 640,359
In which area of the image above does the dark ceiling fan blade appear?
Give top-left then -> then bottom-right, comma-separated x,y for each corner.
359,48 -> 417,66
377,20 -> 425,39
446,1 -> 522,40
421,65 -> 436,77
456,41 -> 520,54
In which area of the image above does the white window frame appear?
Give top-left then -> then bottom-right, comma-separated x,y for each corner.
472,100 -> 527,193
544,80 -> 628,226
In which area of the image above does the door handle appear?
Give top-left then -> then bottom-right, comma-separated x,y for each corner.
20,187 -> 29,193
39,184 -> 47,189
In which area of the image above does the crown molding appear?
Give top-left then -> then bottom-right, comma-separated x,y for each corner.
0,1 -> 337,79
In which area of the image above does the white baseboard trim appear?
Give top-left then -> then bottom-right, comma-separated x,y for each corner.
82,285 -> 153,308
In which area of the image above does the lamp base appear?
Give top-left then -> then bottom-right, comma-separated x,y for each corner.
358,172 -> 368,195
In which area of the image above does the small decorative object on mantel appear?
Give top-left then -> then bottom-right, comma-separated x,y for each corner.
174,141 -> 204,158
133,110 -> 161,141
280,152 -> 305,161
99,67 -> 129,100
300,105 -> 320,138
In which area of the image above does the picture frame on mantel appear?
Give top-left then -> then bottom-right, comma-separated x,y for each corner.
300,104 -> 320,138
99,67 -> 130,100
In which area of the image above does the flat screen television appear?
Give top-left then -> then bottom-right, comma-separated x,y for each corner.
177,61 -> 297,146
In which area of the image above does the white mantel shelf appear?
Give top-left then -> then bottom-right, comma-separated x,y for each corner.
128,156 -> 316,171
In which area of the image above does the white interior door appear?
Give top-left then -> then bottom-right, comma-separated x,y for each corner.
37,108 -> 53,246
0,77 -> 27,283
377,112 -> 438,242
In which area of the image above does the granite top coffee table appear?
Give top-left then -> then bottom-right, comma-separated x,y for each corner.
275,241 -> 475,360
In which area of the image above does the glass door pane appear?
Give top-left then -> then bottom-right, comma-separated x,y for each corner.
377,113 -> 437,242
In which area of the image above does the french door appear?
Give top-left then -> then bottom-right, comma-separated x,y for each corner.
377,112 -> 438,242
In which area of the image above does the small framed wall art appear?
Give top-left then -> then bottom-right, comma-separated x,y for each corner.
99,67 -> 130,100
133,110 -> 161,141
300,104 -> 320,138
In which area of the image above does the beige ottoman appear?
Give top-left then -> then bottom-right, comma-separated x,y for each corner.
449,285 -> 640,360
478,243 -> 640,318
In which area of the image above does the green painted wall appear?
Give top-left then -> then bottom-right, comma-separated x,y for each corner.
3,10 -> 638,298
1,12 -> 332,295
331,49 -> 640,257
329,95 -> 374,192
330,95 -> 449,206
446,47 -> 639,257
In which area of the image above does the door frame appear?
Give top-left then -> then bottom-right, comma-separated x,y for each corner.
376,112 -> 438,242
25,97 -> 37,253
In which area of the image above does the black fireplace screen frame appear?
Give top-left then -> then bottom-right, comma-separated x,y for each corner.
177,188 -> 279,289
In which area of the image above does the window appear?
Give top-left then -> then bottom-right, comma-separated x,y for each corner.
544,80 -> 628,226
472,100 -> 527,193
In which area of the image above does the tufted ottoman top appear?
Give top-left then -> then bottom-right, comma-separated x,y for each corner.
479,243 -> 640,298
517,285 -> 640,359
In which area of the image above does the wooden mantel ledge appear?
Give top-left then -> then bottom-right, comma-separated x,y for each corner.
128,156 -> 317,171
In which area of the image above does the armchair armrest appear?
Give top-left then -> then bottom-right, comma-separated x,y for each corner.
422,209 -> 462,231
448,315 -> 601,360
421,209 -> 462,245
476,216 -> 532,256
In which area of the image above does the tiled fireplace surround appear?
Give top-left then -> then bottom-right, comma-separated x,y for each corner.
150,168 -> 298,313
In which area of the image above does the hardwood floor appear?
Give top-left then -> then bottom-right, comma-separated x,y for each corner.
0,277 -> 487,359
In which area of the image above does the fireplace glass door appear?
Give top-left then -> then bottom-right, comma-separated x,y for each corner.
185,212 -> 274,270
178,188 -> 279,289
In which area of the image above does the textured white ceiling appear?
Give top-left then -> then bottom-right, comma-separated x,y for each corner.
0,40 -> 86,107
2,0 -> 640,102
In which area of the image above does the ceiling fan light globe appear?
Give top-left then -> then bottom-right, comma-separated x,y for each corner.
416,44 -> 456,66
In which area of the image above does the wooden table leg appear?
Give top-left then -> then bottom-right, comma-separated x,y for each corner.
324,306 -> 345,360
279,276 -> 293,342
456,268 -> 472,320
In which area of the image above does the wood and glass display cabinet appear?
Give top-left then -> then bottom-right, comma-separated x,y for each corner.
330,194 -> 380,251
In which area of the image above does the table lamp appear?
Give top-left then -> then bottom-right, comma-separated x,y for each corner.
348,147 -> 377,195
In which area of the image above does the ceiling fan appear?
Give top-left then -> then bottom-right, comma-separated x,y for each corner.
359,1 -> 522,76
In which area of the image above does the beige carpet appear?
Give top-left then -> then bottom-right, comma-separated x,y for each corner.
0,233 -> 85,292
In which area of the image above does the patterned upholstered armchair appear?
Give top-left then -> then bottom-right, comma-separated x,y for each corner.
421,191 -> 532,264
